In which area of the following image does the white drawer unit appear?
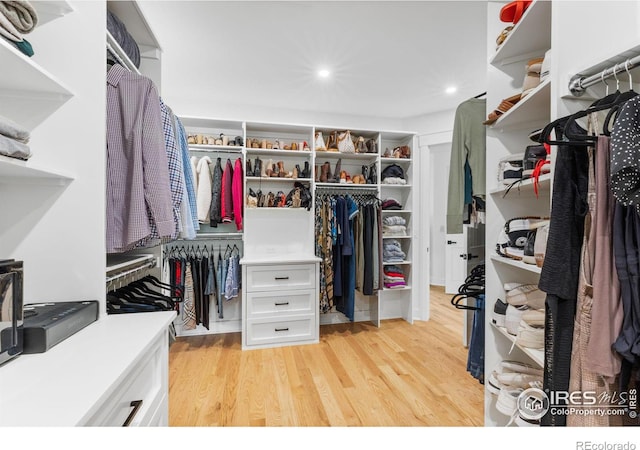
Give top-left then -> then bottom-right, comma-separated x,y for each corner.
246,289 -> 315,318
245,263 -> 316,292
245,315 -> 316,347
241,258 -> 320,349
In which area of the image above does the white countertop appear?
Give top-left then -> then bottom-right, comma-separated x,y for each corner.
0,311 -> 176,426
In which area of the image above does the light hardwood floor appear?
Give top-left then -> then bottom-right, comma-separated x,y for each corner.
168,285 -> 484,426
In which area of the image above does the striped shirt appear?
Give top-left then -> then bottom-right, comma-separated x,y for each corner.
159,98 -> 183,238
174,116 -> 200,232
106,64 -> 174,253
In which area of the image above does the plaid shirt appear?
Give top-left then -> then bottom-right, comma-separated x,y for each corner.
159,99 -> 183,238
174,116 -> 200,232
106,64 -> 174,253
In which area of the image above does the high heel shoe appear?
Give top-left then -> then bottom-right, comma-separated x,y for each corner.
277,161 -> 286,178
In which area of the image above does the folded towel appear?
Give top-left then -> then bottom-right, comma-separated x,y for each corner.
383,224 -> 407,236
0,133 -> 31,159
384,265 -> 404,274
0,1 -> 38,34
0,114 -> 29,142
384,281 -> 407,288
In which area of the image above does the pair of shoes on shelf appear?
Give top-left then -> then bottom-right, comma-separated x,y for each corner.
520,221 -> 549,267
483,93 -> 522,125
488,360 -> 542,396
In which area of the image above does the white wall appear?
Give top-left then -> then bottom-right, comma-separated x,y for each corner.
1,1 -> 106,305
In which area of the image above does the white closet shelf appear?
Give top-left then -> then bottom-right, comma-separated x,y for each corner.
33,1 -> 74,26
107,30 -> 140,75
0,39 -> 74,131
491,323 -> 544,367
189,144 -> 243,152
380,183 -> 412,188
0,155 -> 74,185
245,207 -> 310,212
245,176 -> 312,182
107,0 -> 161,49
382,209 -> 412,214
489,173 -> 551,195
490,78 -> 551,130
245,148 -> 311,156
380,157 -> 412,163
315,182 -> 377,189
490,254 -> 542,274
106,254 -> 156,277
382,260 -> 412,265
189,232 -> 243,239
383,286 -> 411,291
490,0 -> 551,66
382,235 -> 411,239
315,151 -> 378,160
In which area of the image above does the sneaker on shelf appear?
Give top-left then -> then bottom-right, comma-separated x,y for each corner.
496,387 -> 523,417
502,162 -> 524,185
534,222 -> 549,268
516,320 -> 544,349
521,228 -> 538,265
522,308 -> 545,327
506,304 -> 529,335
488,360 -> 543,396
505,284 -> 545,310
492,298 -> 508,327
496,372 -> 543,390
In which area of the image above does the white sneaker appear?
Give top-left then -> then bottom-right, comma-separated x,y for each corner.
516,320 -> 544,349
497,372 -> 543,389
506,304 -> 529,335
506,284 -> 546,310
496,388 -> 523,417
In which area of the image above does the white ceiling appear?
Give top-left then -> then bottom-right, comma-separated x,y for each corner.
137,1 -> 488,122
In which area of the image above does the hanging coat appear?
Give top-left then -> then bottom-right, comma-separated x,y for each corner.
210,157 -> 223,227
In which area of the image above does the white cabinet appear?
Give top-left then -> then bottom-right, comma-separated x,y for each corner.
241,259 -> 319,349
0,311 -> 175,426
484,0 -> 552,426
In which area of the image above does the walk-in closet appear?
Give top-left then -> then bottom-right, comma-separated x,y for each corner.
1,1 -> 639,442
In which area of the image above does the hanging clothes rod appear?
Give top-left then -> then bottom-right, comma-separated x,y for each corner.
569,54 -> 640,96
106,258 -> 156,285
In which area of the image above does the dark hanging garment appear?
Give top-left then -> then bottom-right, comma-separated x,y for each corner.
362,204 -> 374,295
210,157 -> 223,227
221,159 -> 234,223
538,119 -> 589,427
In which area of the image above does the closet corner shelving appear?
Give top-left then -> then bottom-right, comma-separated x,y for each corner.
32,1 -> 74,26
485,0 -> 552,427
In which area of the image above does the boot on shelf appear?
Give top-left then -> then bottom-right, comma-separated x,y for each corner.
246,159 -> 252,177
330,158 -> 342,183
301,161 -> 310,179
320,161 -> 331,182
263,158 -> 273,177
315,165 -> 320,182
253,157 -> 262,177
277,161 -> 286,178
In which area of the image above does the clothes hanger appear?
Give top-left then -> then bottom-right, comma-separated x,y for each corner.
603,60 -> 638,136
539,66 -> 621,146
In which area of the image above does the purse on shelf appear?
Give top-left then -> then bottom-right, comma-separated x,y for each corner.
354,136 -> 367,153
365,138 -> 378,154
337,130 -> 355,153
326,131 -> 339,151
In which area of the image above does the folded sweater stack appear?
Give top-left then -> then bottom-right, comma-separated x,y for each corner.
0,113 -> 30,160
0,1 -> 38,57
383,239 -> 406,263
383,216 -> 407,236
384,265 -> 406,289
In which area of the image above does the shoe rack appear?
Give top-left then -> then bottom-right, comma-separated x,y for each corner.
484,0 -> 552,427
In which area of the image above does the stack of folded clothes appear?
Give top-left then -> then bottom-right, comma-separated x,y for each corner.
382,215 -> 407,236
0,1 -> 38,57
381,198 -> 402,210
383,239 -> 406,263
107,10 -> 140,68
0,114 -> 31,160
384,265 -> 406,289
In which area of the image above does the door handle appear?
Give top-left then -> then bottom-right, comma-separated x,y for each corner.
447,240 -> 458,245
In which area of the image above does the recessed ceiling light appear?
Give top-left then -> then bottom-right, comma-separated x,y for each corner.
445,86 -> 457,94
318,69 -> 331,78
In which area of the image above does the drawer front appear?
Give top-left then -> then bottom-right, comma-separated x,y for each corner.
245,315 -> 316,346
246,264 -> 315,292
246,289 -> 315,318
84,337 -> 164,426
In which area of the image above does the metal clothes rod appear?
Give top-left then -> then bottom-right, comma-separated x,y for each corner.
569,54 -> 640,96
106,258 -> 156,284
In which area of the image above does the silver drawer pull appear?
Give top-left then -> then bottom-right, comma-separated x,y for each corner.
122,400 -> 143,427
275,327 -> 289,332
274,302 -> 289,306
274,276 -> 289,280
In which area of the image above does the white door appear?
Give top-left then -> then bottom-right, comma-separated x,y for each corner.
445,232 -> 466,294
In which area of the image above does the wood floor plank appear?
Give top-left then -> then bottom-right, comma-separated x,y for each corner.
168,285 -> 484,426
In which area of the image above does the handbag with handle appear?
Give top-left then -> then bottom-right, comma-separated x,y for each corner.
326,131 -> 339,151
337,130 -> 355,153
365,138 -> 378,154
